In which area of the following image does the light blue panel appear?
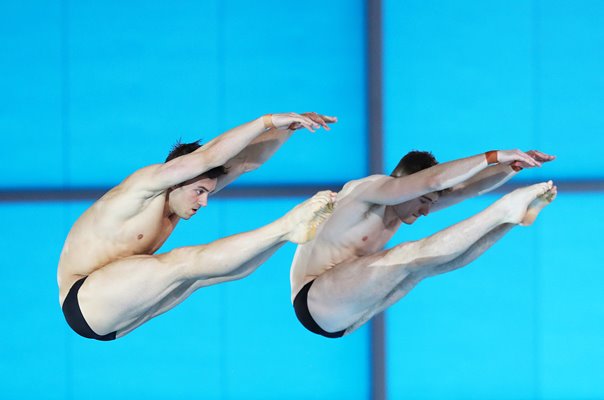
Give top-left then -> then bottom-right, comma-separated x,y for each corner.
539,193 -> 604,398
384,1 -> 535,173
67,0 -> 221,186
65,200 -> 226,399
0,203 -> 68,399
386,194 -> 539,399
536,1 -> 604,179
0,2 -> 64,187
219,198 -> 369,399
54,196 -> 368,399
221,0 -> 367,184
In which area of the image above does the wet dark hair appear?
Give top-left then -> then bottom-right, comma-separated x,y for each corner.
166,139 -> 228,179
391,150 -> 450,196
391,150 -> 438,177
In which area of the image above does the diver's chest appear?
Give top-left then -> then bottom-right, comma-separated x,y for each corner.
118,210 -> 177,253
342,216 -> 398,255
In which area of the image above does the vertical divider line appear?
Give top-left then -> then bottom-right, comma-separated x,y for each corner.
367,0 -> 386,399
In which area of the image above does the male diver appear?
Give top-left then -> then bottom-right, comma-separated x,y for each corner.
290,149 -> 555,338
59,112 -> 336,340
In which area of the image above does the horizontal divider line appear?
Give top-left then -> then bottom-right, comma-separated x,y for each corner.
1,179 -> 603,202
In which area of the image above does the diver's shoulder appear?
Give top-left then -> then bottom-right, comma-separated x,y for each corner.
340,174 -> 388,196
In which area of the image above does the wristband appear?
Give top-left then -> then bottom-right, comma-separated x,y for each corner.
263,114 -> 275,130
485,150 -> 498,165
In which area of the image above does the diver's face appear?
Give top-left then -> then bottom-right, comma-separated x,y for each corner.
169,176 -> 217,219
395,192 -> 439,225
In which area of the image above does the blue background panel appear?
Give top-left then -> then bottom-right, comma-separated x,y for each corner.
220,0 -> 367,185
539,193 -> 604,399
0,203 -> 67,399
216,198 -> 369,400
0,0 -> 366,189
67,0 -> 222,187
386,192 -> 603,399
0,199 -> 369,400
537,1 -> 604,179
384,0 -> 534,173
386,194 -> 538,399
0,2 -> 64,188
384,0 -> 604,179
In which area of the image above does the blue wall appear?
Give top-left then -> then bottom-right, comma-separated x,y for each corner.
384,0 -> 604,179
0,1 -> 369,399
384,1 -> 604,398
0,200 -> 369,400
0,0 -> 366,188
385,192 -> 604,399
1,0 -> 603,399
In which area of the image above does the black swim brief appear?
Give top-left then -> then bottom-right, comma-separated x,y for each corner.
293,279 -> 345,339
61,276 -> 117,341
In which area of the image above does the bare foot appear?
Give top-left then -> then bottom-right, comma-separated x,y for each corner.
285,190 -> 336,244
499,181 -> 554,224
520,185 -> 557,226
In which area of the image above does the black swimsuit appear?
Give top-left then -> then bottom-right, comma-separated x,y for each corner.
62,276 -> 117,341
293,280 -> 345,339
